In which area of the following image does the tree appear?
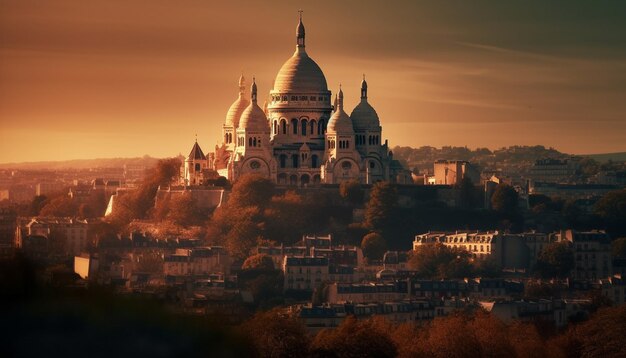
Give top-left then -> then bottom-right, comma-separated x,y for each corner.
311,316 -> 397,358
409,243 -> 474,279
565,305 -> 626,358
166,192 -> 206,227
229,174 -> 274,209
457,176 -> 479,209
240,309 -> 310,358
242,253 -> 275,270
361,232 -> 387,261
365,181 -> 398,234
612,237 -> 626,258
535,241 -> 575,279
39,196 -> 78,217
29,195 -> 48,216
339,179 -> 364,206
224,207 -> 264,260
490,183 -> 519,216
473,257 -> 501,278
595,189 -> 626,237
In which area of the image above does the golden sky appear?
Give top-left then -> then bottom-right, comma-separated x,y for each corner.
1,0 -> 625,163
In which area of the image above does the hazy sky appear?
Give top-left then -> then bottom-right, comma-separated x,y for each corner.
1,0 -> 625,163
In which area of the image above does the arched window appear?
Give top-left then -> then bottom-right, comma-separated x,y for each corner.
346,140 -> 349,149
195,163 -> 201,172
310,120 -> 316,135
292,154 -> 299,168
281,119 -> 287,134
249,137 -> 253,147
318,120 -> 325,135
253,137 -> 257,147
280,154 -> 287,168
273,120 -> 278,134
311,154 -> 318,168
301,119 -> 308,136
292,119 -> 298,135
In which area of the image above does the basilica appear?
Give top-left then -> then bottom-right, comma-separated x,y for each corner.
182,15 -> 409,187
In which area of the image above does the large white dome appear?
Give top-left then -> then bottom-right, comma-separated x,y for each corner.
273,50 -> 328,93
272,17 -> 328,94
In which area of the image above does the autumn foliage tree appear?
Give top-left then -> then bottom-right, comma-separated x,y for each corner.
240,309 -> 310,358
311,316 -> 397,358
409,243 -> 473,279
365,181 -> 398,236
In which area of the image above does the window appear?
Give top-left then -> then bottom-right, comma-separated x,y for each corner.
195,163 -> 201,172
318,120 -> 325,135
249,137 -> 253,146
281,119 -> 287,134
301,119 -> 307,136
292,154 -> 299,168
292,119 -> 298,134
311,155 -> 318,168
280,154 -> 287,168
310,120 -> 316,135
370,161 -> 375,169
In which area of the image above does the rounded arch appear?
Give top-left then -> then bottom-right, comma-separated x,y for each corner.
318,119 -> 326,135
289,174 -> 298,186
311,154 -> 319,168
300,174 -> 310,187
310,119 -> 317,135
312,174 -> 321,185
279,154 -> 287,168
333,158 -> 360,183
280,118 -> 287,134
301,118 -> 308,136
291,118 -> 298,135
277,173 -> 287,185
240,157 -> 270,177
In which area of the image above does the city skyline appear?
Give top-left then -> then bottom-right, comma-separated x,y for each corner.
1,1 -> 626,164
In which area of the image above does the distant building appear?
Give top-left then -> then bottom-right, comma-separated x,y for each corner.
529,157 -> 580,183
599,275 -> 625,306
530,182 -> 619,200
35,182 -> 65,196
0,209 -> 17,247
430,160 -> 480,185
327,280 -> 410,304
16,217 -> 90,256
163,247 -> 231,277
554,230 -> 612,280
283,256 -> 329,292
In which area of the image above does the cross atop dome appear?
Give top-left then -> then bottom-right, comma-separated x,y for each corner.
296,10 -> 305,48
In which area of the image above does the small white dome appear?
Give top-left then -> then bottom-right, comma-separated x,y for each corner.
239,79 -> 268,132
239,104 -> 268,131
350,76 -> 380,130
351,100 -> 380,130
225,74 -> 249,128
327,88 -> 354,134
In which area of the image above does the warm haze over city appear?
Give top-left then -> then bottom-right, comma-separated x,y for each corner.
1,0 -> 625,164
2,2 -> 626,357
